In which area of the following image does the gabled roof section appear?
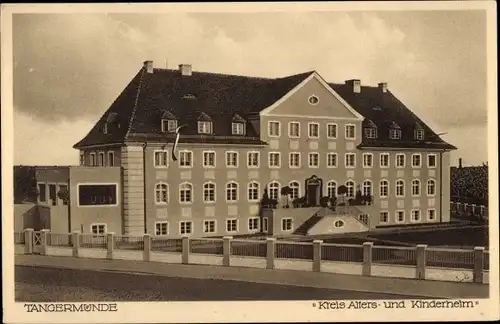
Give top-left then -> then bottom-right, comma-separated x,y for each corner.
390,121 -> 401,129
363,119 -> 377,128
329,83 -> 456,150
161,110 -> 177,120
232,113 -> 246,123
197,112 -> 212,122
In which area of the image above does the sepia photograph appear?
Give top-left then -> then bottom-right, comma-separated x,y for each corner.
2,1 -> 498,323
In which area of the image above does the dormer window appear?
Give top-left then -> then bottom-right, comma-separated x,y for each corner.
389,122 -> 401,140
414,123 -> 425,140
365,128 -> 377,139
231,114 -> 246,136
232,122 -> 245,135
363,119 -> 377,139
198,121 -> 212,134
161,119 -> 178,133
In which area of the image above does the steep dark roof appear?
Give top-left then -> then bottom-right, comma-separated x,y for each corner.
329,83 -> 456,150
74,64 -> 455,150
74,67 -> 312,148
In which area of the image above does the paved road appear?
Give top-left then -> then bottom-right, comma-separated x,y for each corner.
15,266 -> 425,301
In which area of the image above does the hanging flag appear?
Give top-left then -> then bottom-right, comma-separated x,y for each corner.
172,124 -> 187,161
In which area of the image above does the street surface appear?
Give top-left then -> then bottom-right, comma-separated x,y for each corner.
15,266 -> 425,301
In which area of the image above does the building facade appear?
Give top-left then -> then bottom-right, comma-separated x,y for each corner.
34,61 -> 456,237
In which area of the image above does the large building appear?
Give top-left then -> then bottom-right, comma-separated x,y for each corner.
28,61 -> 456,237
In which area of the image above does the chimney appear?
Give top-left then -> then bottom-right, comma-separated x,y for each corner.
345,79 -> 361,93
179,64 -> 192,76
378,82 -> 388,93
144,60 -> 153,73
459,158 -> 463,168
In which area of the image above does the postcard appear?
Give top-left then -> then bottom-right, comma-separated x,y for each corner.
2,1 -> 499,323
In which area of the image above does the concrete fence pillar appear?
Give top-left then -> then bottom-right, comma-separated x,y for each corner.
416,244 -> 427,280
223,236 -> 232,266
182,236 -> 190,264
40,229 -> 50,256
266,238 -> 276,270
72,231 -> 80,258
24,228 -> 34,254
106,233 -> 114,260
362,242 -> 373,276
313,240 -> 323,272
143,234 -> 151,262
473,247 -> 485,283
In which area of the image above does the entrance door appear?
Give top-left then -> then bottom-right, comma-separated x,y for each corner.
307,184 -> 319,206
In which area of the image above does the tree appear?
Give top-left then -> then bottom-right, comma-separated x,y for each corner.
280,186 -> 292,208
57,186 -> 70,205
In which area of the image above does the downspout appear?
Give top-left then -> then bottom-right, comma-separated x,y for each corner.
67,175 -> 71,233
142,141 -> 147,234
439,149 -> 444,223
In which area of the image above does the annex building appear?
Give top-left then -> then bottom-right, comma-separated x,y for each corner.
24,61 -> 456,238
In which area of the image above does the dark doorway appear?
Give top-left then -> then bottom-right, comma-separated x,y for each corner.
305,175 -> 323,207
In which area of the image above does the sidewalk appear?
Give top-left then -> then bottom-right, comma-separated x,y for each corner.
15,255 -> 489,299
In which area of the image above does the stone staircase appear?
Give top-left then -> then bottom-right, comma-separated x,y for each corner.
293,214 -> 324,236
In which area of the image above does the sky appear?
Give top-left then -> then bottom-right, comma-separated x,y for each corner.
11,10 -> 488,167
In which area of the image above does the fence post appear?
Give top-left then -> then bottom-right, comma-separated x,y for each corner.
40,229 -> 50,256
223,236 -> 232,266
143,234 -> 151,262
313,240 -> 322,272
182,236 -> 190,264
106,233 -> 114,260
362,242 -> 373,276
72,231 -> 80,258
416,244 -> 427,280
266,238 -> 276,269
24,228 -> 34,254
473,247 -> 485,283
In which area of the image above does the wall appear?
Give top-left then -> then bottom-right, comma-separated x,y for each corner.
14,203 -> 37,231
441,151 -> 451,222
265,207 -> 322,236
69,166 -> 122,234
81,146 -> 122,167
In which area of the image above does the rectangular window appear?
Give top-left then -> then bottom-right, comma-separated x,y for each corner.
396,180 -> 405,197
89,153 -> 96,167
154,150 -> 168,167
269,152 -> 281,168
308,152 -> 320,168
412,154 -> 422,168
327,123 -> 337,139
365,128 -> 377,139
379,211 -> 389,223
226,219 -> 238,233
358,214 -> 369,225
203,151 -> 216,168
345,124 -> 356,139
289,122 -> 300,138
203,220 -> 216,234
226,151 -> 238,167
326,153 -> 337,168
38,183 -> 47,202
268,121 -> 281,137
98,152 -> 104,166
427,154 -> 437,168
49,184 -> 56,204
248,217 -> 259,231
396,154 -> 405,168
107,151 -> 115,167
78,184 -> 117,206
262,218 -> 269,233
282,218 -> 293,231
80,152 -> 85,166
197,121 -> 212,134
308,123 -> 319,138
247,152 -> 259,168
379,181 -> 389,198
427,209 -> 436,221
155,222 -> 169,235
180,221 -> 193,235
411,210 -> 421,222
390,129 -> 402,140
232,122 -> 246,135
179,151 -> 193,167
380,153 -> 390,168
289,152 -> 301,168
161,119 -> 178,133
363,153 -> 373,168
91,223 -> 106,234
345,153 -> 356,168
395,211 -> 405,223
